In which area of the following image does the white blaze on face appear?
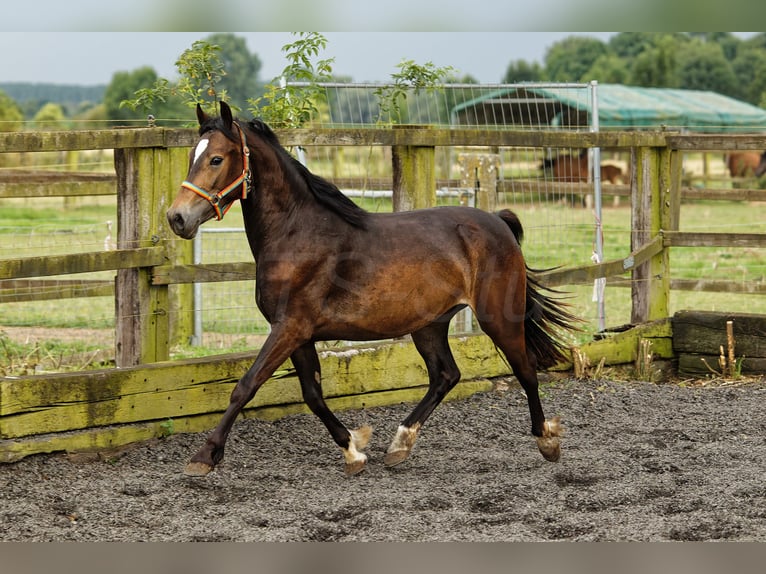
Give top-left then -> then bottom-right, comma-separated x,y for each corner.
193,138 -> 210,166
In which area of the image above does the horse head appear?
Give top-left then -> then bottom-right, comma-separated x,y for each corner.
167,101 -> 251,239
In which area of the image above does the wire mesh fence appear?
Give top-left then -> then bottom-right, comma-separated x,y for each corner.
2,82 -> 764,372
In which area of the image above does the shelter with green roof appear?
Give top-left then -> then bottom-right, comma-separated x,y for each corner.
450,83 -> 766,133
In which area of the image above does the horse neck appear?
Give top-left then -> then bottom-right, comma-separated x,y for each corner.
240,137 -> 313,256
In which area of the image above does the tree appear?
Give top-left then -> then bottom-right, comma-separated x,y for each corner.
0,90 -> 23,131
543,36 -> 608,82
503,60 -> 543,83
676,40 -> 738,97
104,67 -> 163,124
731,45 -> 766,105
583,54 -> 629,85
628,36 -> 680,88
203,33 -> 262,111
248,32 -> 335,128
608,32 -> 658,59
107,66 -> 187,125
33,102 -> 67,130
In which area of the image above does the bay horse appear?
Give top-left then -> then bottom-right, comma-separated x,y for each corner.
725,151 -> 766,178
542,149 -> 625,184
754,151 -> 766,178
167,101 -> 578,477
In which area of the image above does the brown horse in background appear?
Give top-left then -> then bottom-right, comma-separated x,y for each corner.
726,151 -> 766,178
166,102 -> 579,477
542,149 -> 625,184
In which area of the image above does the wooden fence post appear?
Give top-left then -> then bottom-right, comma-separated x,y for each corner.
630,146 -> 673,324
457,152 -> 499,211
114,144 -> 192,366
392,126 -> 435,211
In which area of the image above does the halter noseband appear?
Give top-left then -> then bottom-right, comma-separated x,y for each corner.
181,122 -> 252,221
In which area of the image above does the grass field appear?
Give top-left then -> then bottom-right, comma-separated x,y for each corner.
1,191 -> 764,371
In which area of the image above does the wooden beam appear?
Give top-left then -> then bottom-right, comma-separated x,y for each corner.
0,248 -> 165,280
670,279 -> 766,294
536,235 -> 663,286
0,279 -> 113,303
152,262 -> 256,285
663,231 -> 766,248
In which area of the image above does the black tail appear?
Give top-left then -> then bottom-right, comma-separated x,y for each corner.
496,209 -> 581,369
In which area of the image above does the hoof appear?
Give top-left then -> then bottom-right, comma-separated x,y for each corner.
536,416 -> 562,462
383,449 -> 410,467
344,459 -> 367,476
536,437 -> 561,462
184,461 -> 214,476
342,425 -> 372,476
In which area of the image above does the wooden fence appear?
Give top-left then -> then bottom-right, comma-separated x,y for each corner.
1,126 -> 765,462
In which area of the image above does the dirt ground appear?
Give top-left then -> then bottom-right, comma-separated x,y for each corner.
2,375 -> 765,542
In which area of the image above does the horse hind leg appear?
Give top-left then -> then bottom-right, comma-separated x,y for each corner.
478,314 -> 562,463
384,320 -> 461,467
292,343 -> 371,476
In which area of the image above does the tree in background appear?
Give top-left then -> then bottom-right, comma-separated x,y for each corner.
105,67 -> 185,125
0,90 -> 24,132
538,32 -> 766,107
731,46 -> 766,107
503,60 -> 543,83
248,32 -> 335,128
203,33 -> 262,111
675,40 -> 737,96
583,54 -> 629,85
33,102 -> 67,130
627,35 -> 680,88
543,36 -> 608,82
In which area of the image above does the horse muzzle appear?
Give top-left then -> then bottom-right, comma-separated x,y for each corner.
167,206 -> 202,240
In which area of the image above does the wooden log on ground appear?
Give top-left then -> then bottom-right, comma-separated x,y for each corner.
672,310 -> 766,376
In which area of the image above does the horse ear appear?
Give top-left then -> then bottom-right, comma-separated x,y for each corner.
220,101 -> 233,129
196,103 -> 208,126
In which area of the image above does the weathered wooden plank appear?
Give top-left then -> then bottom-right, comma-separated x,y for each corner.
679,186 -> 766,202
677,354 -> 766,376
0,127 -> 668,154
672,311 -> 766,357
671,279 -> 766,295
665,134 -> 766,151
152,262 -> 257,285
283,128 -> 670,149
0,180 -> 116,198
0,248 -> 166,280
0,335 -> 511,440
0,379 -> 492,463
536,235 -> 663,287
566,318 -> 674,369
0,128 -> 194,153
663,231 -> 766,248
0,279 -> 113,303
0,170 -> 116,183
3,127 -> 764,156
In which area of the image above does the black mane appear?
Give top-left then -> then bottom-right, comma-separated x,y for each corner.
247,119 -> 369,230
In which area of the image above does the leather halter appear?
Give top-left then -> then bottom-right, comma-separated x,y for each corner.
181,122 -> 252,221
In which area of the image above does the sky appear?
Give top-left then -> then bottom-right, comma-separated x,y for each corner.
0,32 -> 617,87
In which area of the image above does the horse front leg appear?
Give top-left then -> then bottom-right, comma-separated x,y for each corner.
292,343 -> 371,476
184,329 -> 301,476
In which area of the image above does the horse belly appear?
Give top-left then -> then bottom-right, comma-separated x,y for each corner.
317,259 -> 471,339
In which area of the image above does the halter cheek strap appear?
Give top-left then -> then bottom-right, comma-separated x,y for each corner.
181,122 -> 252,221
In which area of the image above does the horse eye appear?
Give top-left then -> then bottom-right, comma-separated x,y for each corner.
210,156 -> 224,166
